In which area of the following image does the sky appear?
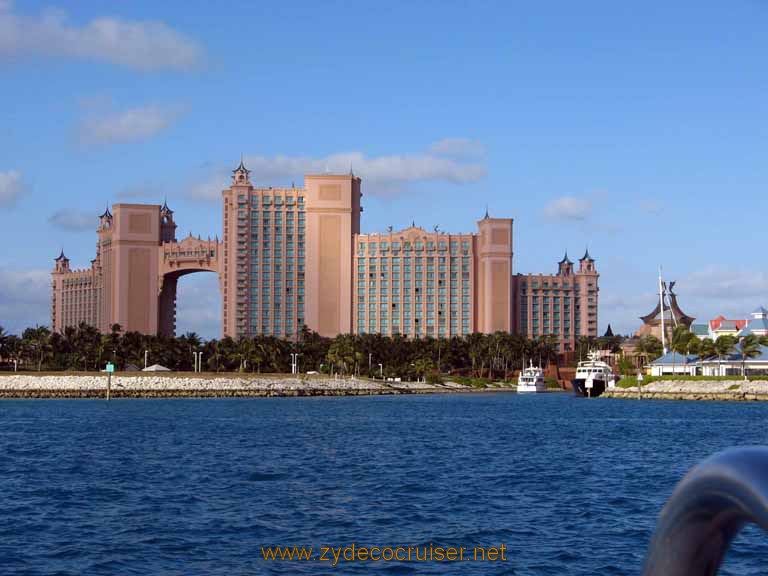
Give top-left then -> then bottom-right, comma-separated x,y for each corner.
1,0 -> 768,338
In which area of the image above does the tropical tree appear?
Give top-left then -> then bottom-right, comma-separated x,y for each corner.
326,335 -> 356,376
714,335 -> 737,376
696,338 -> 716,364
670,326 -> 694,375
233,336 -> 254,372
0,326 -> 8,361
411,357 -> 434,382
21,326 -> 52,371
637,335 -> 663,365
739,335 -> 762,379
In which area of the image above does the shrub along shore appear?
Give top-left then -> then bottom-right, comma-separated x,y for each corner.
0,373 -> 520,399
604,378 -> 768,401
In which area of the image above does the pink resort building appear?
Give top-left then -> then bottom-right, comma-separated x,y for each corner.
52,160 -> 599,351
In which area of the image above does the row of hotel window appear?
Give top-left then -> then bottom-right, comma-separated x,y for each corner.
520,282 -> 595,291
356,241 -> 470,254
236,195 -> 305,205
236,213 -> 306,222
356,290 -> 470,301
358,260 -> 471,273
356,323 -> 471,335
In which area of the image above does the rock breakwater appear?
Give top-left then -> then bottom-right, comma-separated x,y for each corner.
603,379 -> 768,401
0,374 -> 512,399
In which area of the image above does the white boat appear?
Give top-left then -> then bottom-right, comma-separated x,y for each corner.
572,351 -> 616,398
517,362 -> 547,393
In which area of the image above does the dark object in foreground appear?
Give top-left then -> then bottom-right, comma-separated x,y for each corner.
571,378 -> 607,398
643,447 -> 768,575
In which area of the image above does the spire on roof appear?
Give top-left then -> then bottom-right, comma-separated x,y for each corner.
161,197 -> 173,214
581,248 -> 593,261
484,205 -> 490,219
55,249 -> 68,261
349,163 -> 354,177
232,155 -> 251,185
233,155 -> 250,174
559,251 -> 572,265
99,205 -> 112,219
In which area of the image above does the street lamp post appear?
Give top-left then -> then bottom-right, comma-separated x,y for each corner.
290,353 -> 302,375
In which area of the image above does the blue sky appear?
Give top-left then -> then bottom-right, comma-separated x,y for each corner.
1,0 -> 767,338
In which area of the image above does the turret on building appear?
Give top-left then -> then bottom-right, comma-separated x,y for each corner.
511,248 -> 600,352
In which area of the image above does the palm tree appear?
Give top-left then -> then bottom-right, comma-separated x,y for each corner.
714,335 -> 737,376
670,326 -> 693,375
412,357 -> 434,382
0,326 -> 8,363
22,326 -> 52,371
637,335 -> 663,364
739,335 -> 762,379
695,338 -> 716,375
233,336 -> 254,372
327,335 -> 356,376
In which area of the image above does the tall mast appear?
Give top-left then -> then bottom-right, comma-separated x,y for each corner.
659,265 -> 667,354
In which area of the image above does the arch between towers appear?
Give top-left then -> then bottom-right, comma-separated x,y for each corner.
158,236 -> 223,337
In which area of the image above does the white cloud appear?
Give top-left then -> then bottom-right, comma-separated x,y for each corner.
190,141 -> 487,201
0,267 -> 51,335
79,104 -> 181,145
189,173 -> 229,202
48,209 -> 96,231
543,196 -> 592,221
677,267 -> 768,305
0,2 -> 203,71
0,169 -> 24,207
428,138 -> 486,158
600,291 -> 658,336
175,273 -> 221,340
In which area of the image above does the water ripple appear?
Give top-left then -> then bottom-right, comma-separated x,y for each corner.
1,395 -> 768,575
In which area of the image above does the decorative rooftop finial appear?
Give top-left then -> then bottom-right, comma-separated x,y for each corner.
433,225 -> 439,233
484,205 -> 489,219
559,251 -> 572,265
55,249 -> 67,261
412,220 -> 416,228
581,247 -> 592,260
387,225 -> 393,233
232,155 -> 251,185
99,205 -> 112,219
349,162 -> 354,177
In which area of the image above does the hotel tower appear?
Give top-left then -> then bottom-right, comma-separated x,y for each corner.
52,160 -> 598,352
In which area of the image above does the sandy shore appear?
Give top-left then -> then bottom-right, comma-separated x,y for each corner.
0,374 -> 515,398
603,380 -> 768,401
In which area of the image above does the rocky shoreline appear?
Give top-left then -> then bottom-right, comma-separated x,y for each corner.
603,379 -> 768,401
0,374 -> 515,399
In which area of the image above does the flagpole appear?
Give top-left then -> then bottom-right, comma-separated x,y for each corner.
659,266 -> 667,355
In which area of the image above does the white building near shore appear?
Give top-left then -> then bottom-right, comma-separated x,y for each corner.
649,345 -> 768,377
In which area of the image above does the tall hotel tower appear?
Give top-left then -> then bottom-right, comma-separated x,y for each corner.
53,160 -> 598,351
